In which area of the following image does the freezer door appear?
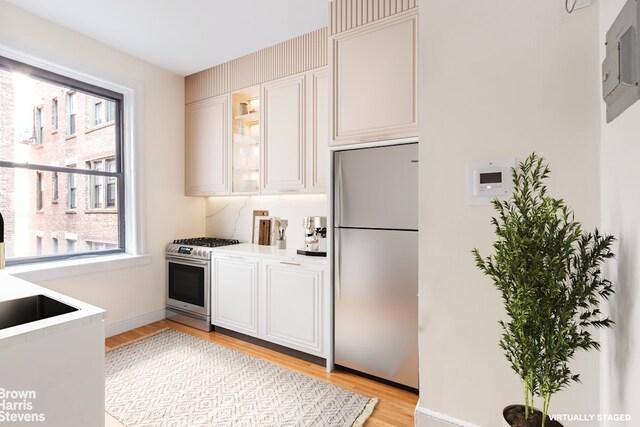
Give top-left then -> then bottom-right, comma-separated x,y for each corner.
334,143 -> 418,230
334,227 -> 418,388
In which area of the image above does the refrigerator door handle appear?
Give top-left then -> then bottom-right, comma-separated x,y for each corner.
335,154 -> 343,227
335,229 -> 342,301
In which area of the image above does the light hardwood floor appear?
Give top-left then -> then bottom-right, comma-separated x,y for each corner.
105,320 -> 418,426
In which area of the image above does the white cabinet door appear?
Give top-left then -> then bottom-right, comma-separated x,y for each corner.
261,74 -> 306,192
330,10 -> 418,145
263,261 -> 324,356
307,67 -> 329,191
211,256 -> 259,336
185,94 -> 230,195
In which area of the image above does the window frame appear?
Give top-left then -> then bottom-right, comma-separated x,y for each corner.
0,55 -> 127,266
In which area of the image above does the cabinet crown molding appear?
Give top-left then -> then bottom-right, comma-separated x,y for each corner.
329,0 -> 419,35
186,28 -> 328,104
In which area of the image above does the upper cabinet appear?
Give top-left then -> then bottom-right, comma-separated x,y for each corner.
260,67 -> 329,194
232,86 -> 261,194
261,74 -> 306,192
185,94 -> 230,196
330,9 -> 418,146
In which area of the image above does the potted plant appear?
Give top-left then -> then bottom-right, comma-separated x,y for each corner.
472,153 -> 615,427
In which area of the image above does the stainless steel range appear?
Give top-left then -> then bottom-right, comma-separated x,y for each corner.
166,237 -> 239,331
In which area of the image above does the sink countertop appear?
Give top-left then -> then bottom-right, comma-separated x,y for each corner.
0,271 -> 106,349
210,243 -> 328,265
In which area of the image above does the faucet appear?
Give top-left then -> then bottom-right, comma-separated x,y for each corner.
0,212 -> 4,269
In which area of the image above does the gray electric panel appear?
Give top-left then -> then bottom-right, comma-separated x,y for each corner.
603,0 -> 640,123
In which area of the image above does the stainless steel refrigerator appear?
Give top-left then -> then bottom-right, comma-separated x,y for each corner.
333,142 -> 419,389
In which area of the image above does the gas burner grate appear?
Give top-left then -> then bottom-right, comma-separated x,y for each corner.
172,237 -> 240,248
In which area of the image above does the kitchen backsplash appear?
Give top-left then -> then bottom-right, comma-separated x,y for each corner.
205,194 -> 327,249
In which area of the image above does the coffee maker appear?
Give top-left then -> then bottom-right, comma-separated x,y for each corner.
297,216 -> 327,257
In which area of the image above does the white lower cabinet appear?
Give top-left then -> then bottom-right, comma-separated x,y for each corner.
210,253 -> 327,359
211,255 -> 260,337
263,260 -> 324,356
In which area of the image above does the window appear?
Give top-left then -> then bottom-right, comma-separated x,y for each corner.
93,99 -> 103,126
92,98 -> 115,127
87,160 -> 103,209
106,100 -> 116,122
67,168 -> 76,209
87,158 -> 117,210
66,92 -> 76,135
52,172 -> 58,202
51,98 -> 58,130
35,107 -> 43,145
0,55 -> 125,265
36,172 -> 43,210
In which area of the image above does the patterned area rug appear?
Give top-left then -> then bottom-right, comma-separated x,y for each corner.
105,329 -> 377,427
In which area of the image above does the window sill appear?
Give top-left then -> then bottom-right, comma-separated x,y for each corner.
65,134 -> 77,140
85,122 -> 114,134
85,209 -> 117,214
65,209 -> 77,214
6,253 -> 152,283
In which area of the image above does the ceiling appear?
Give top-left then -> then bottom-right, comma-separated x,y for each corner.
5,0 -> 329,76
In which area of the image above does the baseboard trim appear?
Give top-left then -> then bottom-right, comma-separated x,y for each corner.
415,404 -> 481,427
105,309 -> 165,337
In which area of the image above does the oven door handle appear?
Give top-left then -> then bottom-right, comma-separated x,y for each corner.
166,256 -> 209,267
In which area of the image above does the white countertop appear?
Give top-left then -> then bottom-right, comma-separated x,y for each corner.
0,271 -> 106,349
211,243 -> 328,265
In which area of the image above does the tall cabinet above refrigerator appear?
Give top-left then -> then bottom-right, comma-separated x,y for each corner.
333,142 -> 418,389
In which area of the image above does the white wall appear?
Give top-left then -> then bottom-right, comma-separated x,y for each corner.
418,1 -> 602,426
599,1 -> 640,425
205,194 -> 327,250
0,0 -> 204,329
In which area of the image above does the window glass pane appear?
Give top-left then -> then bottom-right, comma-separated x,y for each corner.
0,170 -> 120,259
1,71 -> 118,164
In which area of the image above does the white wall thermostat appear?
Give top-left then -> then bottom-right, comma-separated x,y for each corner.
467,159 -> 516,206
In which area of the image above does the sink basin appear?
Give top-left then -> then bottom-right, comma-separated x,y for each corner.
0,294 -> 78,330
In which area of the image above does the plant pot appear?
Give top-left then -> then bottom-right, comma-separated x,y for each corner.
502,405 -> 564,427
